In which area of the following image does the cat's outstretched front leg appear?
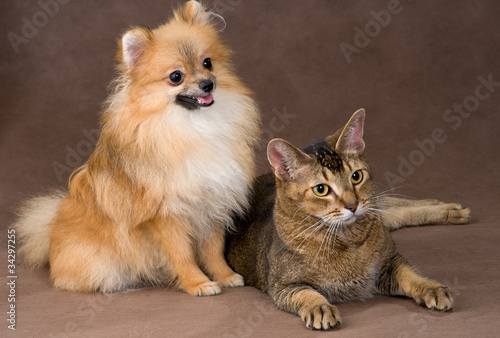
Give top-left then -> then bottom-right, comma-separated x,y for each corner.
375,196 -> 471,230
378,255 -> 454,311
271,284 -> 341,330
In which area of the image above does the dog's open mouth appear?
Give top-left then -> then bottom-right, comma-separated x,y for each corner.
176,94 -> 214,110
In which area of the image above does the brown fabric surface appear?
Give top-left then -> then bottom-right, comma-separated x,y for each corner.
1,0 -> 499,337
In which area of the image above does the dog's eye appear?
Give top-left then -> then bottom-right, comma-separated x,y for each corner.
203,58 -> 212,70
169,71 -> 184,85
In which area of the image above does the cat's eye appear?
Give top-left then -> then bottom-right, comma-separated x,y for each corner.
312,184 -> 330,197
351,170 -> 363,185
203,58 -> 212,70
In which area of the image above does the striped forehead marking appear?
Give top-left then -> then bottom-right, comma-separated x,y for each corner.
314,146 -> 344,173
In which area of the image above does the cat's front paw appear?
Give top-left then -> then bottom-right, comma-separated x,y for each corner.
417,285 -> 454,311
300,304 -> 341,330
443,203 -> 471,224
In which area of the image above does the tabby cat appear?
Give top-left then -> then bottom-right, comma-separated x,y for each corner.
226,109 -> 471,330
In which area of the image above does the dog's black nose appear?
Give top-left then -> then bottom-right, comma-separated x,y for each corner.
199,80 -> 214,93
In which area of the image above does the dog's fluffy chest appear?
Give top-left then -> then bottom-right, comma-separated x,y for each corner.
143,96 -> 257,231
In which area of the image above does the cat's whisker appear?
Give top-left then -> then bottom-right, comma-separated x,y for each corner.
291,206 -> 305,221
364,198 -> 406,209
314,220 -> 331,267
365,201 -> 399,209
312,216 -> 343,272
332,222 -> 341,247
375,186 -> 402,194
364,210 -> 379,217
277,217 -> 322,253
296,214 -> 312,228
277,222 -> 315,252
372,193 -> 412,199
365,210 -> 397,227
326,221 -> 342,270
321,221 -> 336,260
369,186 -> 413,202
369,195 -> 413,204
371,185 -> 406,196
298,220 -> 326,251
323,226 -> 333,273
369,194 -> 414,205
367,207 -> 405,220
289,220 -> 327,261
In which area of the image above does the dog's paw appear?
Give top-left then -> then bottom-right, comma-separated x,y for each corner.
183,281 -> 221,296
217,273 -> 245,288
418,285 -> 454,311
443,204 -> 471,224
300,304 -> 341,330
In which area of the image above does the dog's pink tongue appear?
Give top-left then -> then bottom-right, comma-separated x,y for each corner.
197,94 -> 214,105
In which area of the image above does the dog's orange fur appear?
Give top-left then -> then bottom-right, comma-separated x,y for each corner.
15,1 -> 260,296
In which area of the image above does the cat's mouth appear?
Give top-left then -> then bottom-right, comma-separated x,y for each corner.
342,214 -> 358,225
323,207 -> 364,226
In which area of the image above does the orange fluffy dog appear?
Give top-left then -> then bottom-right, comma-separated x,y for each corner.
14,1 -> 260,296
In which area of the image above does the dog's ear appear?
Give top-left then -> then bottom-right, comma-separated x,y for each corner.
118,27 -> 152,71
175,1 -> 211,25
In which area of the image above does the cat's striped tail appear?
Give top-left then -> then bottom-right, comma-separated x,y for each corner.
13,191 -> 65,268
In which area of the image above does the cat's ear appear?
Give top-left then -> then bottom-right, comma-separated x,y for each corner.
332,109 -> 366,155
267,139 -> 314,181
119,27 -> 152,71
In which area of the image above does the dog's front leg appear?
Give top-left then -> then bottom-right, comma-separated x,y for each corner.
198,224 -> 244,288
157,217 -> 221,296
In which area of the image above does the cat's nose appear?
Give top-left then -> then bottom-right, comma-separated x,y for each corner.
345,202 -> 359,213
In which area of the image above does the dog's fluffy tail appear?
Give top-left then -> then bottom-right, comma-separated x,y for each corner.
14,191 -> 65,268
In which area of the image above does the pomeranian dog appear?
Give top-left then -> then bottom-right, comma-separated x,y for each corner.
14,0 -> 260,296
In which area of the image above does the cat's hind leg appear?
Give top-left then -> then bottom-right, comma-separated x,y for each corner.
374,196 -> 471,229
272,284 -> 341,330
378,254 -> 453,311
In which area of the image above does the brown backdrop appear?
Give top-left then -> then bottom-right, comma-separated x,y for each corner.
1,1 -> 499,337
